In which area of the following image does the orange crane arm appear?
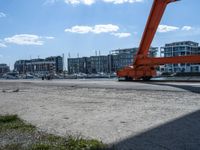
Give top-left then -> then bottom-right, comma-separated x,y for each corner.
136,55 -> 200,65
117,0 -> 200,80
134,0 -> 178,65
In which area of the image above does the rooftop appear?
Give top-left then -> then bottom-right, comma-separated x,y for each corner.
165,41 -> 199,47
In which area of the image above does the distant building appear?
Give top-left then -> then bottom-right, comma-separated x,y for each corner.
90,56 -> 109,73
68,56 -> 109,74
67,47 -> 158,74
46,56 -> 63,73
68,57 -> 88,74
110,47 -> 158,72
0,64 -> 10,75
14,56 -> 63,74
161,41 -> 200,72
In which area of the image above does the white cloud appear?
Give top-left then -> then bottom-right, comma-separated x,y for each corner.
111,32 -> 131,38
64,0 -> 95,5
182,26 -> 192,31
0,12 -> 6,18
5,34 -> 44,45
158,25 -> 179,33
65,24 -> 119,34
4,34 -> 55,46
92,24 -> 119,33
65,26 -> 92,33
45,0 -> 143,5
0,43 -> 7,48
103,0 -> 143,4
44,36 -> 55,39
43,0 -> 59,5
65,24 -> 133,38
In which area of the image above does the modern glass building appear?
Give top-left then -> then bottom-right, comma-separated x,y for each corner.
110,47 -> 158,72
161,41 -> 200,73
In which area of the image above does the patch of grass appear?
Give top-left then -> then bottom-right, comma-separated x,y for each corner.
0,143 -> 23,150
0,115 -> 107,150
0,114 -> 18,123
64,136 -> 105,150
0,114 -> 35,132
30,144 -> 53,150
28,135 -> 105,150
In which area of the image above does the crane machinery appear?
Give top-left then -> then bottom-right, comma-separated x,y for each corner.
117,0 -> 200,81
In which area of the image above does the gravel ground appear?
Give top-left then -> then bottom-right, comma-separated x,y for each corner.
0,79 -> 200,149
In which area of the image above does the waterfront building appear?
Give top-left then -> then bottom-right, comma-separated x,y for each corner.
110,47 -> 158,72
161,41 -> 200,72
46,56 -> 63,73
90,56 -> 109,73
14,56 -> 63,74
0,64 -> 10,75
67,47 -> 158,74
68,56 -> 109,74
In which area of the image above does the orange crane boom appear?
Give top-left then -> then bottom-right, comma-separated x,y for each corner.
117,0 -> 200,81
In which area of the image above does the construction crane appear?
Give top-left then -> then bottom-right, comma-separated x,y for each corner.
117,0 -> 200,81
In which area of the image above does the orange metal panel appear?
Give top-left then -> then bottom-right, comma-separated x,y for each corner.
136,55 -> 200,66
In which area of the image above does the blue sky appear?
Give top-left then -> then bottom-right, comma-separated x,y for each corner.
0,0 -> 200,69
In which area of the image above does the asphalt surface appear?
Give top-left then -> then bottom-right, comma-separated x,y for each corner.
1,79 -> 200,92
0,79 -> 200,150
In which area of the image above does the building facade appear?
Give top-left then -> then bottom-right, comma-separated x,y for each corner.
161,41 -> 200,73
46,56 -> 63,73
68,57 -> 87,74
111,47 -> 158,72
14,56 -> 63,74
68,47 -> 158,74
0,64 -> 10,76
90,56 -> 109,73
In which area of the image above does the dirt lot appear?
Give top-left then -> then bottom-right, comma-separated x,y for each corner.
0,79 -> 200,149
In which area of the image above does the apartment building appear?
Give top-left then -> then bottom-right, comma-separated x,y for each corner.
111,47 -> 158,72
14,56 -> 63,74
0,64 -> 10,76
67,47 -> 158,74
161,41 -> 200,72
